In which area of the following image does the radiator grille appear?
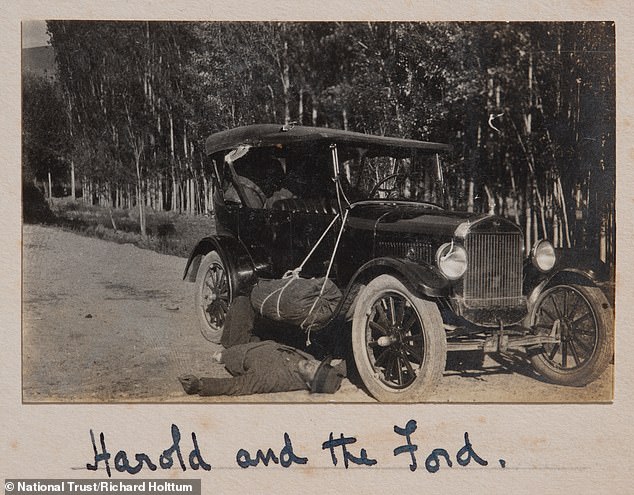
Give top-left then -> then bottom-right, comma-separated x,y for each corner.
463,232 -> 523,307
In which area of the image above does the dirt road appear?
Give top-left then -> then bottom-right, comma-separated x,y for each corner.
22,225 -> 613,403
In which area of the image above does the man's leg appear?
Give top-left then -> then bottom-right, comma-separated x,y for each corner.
179,375 -> 242,396
220,296 -> 256,348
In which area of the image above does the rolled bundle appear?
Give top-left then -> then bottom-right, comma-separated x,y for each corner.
250,277 -> 342,330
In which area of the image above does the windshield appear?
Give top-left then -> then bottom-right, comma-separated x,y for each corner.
216,145 -> 446,210
341,153 -> 445,205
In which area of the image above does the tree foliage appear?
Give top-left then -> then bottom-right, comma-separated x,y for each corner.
22,73 -> 68,184
37,21 -> 614,261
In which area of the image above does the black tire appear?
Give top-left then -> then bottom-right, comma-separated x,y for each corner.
352,274 -> 447,402
195,251 -> 232,343
529,284 -> 613,386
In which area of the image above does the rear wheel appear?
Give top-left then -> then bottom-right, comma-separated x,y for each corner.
352,274 -> 446,402
529,284 -> 613,386
195,251 -> 232,343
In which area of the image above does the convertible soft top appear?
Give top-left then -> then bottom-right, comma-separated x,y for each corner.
205,124 -> 452,157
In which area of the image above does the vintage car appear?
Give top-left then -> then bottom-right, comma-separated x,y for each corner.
183,124 -> 613,402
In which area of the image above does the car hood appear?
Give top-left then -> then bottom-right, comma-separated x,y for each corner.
347,201 -> 484,238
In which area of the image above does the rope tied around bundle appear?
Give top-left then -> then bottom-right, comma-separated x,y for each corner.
257,208 -> 350,346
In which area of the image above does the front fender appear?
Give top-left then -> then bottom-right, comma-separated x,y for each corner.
183,235 -> 259,297
524,248 -> 611,308
347,257 -> 451,299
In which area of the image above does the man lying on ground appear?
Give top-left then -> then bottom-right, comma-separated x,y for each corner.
178,340 -> 344,396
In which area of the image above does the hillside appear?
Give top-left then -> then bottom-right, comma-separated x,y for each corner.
22,45 -> 56,79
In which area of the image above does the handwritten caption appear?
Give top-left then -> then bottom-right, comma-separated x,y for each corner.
87,421 -> 505,477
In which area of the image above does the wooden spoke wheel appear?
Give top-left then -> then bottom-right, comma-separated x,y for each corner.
530,284 -> 613,386
195,251 -> 232,343
352,275 -> 446,402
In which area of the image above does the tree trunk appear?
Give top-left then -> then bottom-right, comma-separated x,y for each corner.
135,153 -> 146,237
188,178 -> 194,215
179,181 -> 184,214
169,110 -> 177,211
467,180 -> 474,213
108,205 -> 118,232
538,193 -> 548,240
195,177 -> 201,214
137,183 -> 146,238
158,176 -> 164,211
525,199 -> 532,253
203,174 -> 209,214
281,40 -> 291,125
483,185 -> 494,215
311,93 -> 318,126
171,167 -> 177,212
556,177 -> 572,248
146,179 -> 152,208
525,52 -> 533,134
47,170 -> 53,205
70,159 -> 76,201
266,86 -> 277,121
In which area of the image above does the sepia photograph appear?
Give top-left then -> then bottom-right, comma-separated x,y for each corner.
21,20 -> 615,403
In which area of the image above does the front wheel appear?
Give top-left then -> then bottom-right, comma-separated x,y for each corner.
195,251 -> 232,343
352,274 -> 447,402
529,284 -> 613,386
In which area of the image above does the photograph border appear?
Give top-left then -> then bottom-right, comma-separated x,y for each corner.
3,1 -> 633,493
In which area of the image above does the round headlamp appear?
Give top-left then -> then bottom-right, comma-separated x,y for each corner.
532,239 -> 556,272
436,242 -> 468,280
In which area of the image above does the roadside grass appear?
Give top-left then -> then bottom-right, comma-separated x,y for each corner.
46,198 -> 215,259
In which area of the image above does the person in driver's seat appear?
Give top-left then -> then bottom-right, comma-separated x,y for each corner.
263,158 -> 295,209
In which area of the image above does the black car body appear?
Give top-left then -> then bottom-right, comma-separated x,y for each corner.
184,124 -> 613,402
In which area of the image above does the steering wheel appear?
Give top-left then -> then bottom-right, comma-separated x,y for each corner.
368,173 -> 406,199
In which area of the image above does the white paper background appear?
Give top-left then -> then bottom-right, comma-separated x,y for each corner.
2,2 -> 632,493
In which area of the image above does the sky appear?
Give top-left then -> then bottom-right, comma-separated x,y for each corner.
22,20 -> 50,48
